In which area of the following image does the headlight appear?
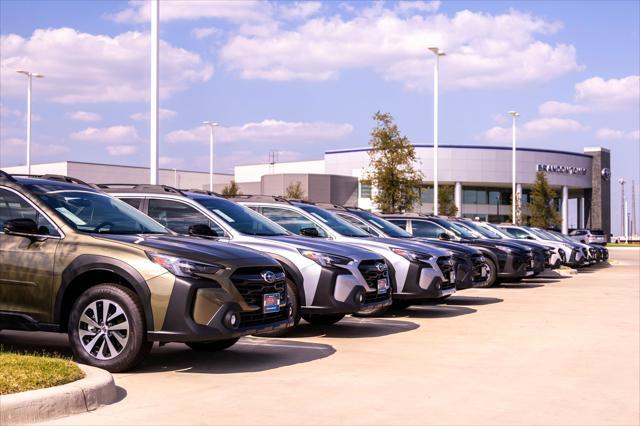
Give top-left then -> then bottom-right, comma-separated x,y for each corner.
298,250 -> 352,268
390,247 -> 433,263
495,245 -> 513,253
147,253 -> 223,277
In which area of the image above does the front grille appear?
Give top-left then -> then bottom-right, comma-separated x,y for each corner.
471,254 -> 487,282
436,256 -> 456,288
230,267 -> 287,328
358,260 -> 390,303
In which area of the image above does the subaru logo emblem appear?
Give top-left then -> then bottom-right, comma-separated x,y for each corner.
261,271 -> 277,283
375,262 -> 387,272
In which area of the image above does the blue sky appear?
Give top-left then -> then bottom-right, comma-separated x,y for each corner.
1,0 -> 638,232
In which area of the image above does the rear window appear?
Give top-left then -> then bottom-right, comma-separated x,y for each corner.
590,229 -> 604,235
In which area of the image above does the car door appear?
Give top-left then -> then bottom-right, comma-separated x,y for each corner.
0,187 -> 61,320
146,198 -> 226,237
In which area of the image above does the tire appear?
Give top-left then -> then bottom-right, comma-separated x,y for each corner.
254,279 -> 300,337
185,338 -> 239,352
474,259 -> 497,288
68,284 -> 152,373
301,313 -> 345,325
391,299 -> 413,310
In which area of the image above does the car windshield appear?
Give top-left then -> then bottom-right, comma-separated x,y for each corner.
352,210 -> 412,238
298,204 -> 370,237
460,220 -> 502,239
435,219 -> 477,239
195,197 -> 288,236
29,188 -> 168,234
548,230 -> 574,243
484,223 -> 514,239
527,227 -> 554,240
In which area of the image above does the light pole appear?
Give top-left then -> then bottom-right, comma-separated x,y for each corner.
428,47 -> 445,216
16,70 -> 44,175
509,111 -> 520,224
202,121 -> 219,191
619,178 -> 626,238
149,0 -> 159,184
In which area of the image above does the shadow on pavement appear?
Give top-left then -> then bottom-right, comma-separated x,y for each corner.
383,305 -> 477,319
288,317 -> 419,339
497,283 -> 544,289
439,295 -> 504,306
0,331 -> 72,358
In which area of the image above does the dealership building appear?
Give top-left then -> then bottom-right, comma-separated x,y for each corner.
234,145 -> 611,235
1,145 -> 611,235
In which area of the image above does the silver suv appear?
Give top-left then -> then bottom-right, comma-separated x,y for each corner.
233,197 -> 456,310
569,229 -> 607,246
101,185 -> 391,331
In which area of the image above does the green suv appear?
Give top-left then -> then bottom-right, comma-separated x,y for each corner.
0,172 -> 291,371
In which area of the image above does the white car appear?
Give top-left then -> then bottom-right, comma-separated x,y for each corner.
499,225 -> 585,268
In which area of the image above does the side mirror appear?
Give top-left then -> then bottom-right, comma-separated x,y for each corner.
300,227 -> 320,237
526,236 -> 535,240
438,232 -> 451,241
189,224 -> 218,238
3,218 -> 39,236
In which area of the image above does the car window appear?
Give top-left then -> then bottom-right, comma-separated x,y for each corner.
411,220 -> 444,238
297,204 -> 370,237
260,206 -> 328,237
148,199 -> 225,236
502,227 -> 529,239
336,213 -> 379,236
0,188 -> 60,236
119,197 -> 143,209
387,219 -> 407,230
194,197 -> 288,236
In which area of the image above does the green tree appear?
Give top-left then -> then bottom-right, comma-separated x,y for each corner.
529,171 -> 561,228
285,181 -> 305,199
221,180 -> 241,196
438,185 -> 458,216
365,111 -> 424,213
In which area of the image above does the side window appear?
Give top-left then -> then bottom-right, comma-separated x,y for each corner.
336,213 -> 377,236
410,220 -> 443,238
147,199 -> 224,236
503,227 -> 527,238
260,206 -> 327,237
0,188 -> 59,236
388,219 -> 407,230
119,198 -> 143,210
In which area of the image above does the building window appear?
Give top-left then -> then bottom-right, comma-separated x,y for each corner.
420,187 -> 433,203
359,183 -> 372,199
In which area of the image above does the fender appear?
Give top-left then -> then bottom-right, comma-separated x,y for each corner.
264,253 -> 306,304
56,254 -> 154,331
474,247 -> 499,269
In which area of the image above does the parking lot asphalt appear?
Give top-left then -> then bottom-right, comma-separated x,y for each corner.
2,248 -> 637,425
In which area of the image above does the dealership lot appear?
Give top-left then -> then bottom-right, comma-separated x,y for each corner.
1,249 -> 636,425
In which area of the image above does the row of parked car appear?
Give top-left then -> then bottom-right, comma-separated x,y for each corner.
0,172 -> 608,372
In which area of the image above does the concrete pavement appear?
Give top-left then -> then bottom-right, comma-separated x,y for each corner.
2,248 -> 637,425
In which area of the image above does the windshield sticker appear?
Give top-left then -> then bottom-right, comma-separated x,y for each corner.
213,209 -> 235,223
55,207 -> 87,225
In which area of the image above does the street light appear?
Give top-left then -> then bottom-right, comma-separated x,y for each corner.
509,111 -> 520,224
428,47 -> 445,215
16,70 -> 44,175
202,121 -> 219,191
149,0 -> 159,185
619,178 -> 626,238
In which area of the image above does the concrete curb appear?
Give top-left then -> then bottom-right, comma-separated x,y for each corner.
0,364 -> 117,425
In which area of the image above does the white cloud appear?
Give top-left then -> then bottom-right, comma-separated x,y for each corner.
108,0 -> 272,24
0,28 -> 213,103
0,105 -> 21,118
70,125 -> 140,143
539,75 -> 640,116
219,8 -> 579,90
159,156 -> 185,168
278,2 -> 323,20
484,118 -> 588,143
0,136 -> 69,158
395,1 -> 441,14
106,145 -> 137,156
130,108 -> 177,121
166,119 -> 354,144
596,128 -> 640,141
191,27 -> 220,40
67,111 -> 101,122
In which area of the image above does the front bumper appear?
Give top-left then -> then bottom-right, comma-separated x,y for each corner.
147,274 -> 292,343
301,265 -> 392,315
497,252 -> 531,278
392,259 -> 456,300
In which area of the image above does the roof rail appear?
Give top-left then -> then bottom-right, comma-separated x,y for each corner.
183,189 -> 222,197
222,194 -> 295,205
96,183 -> 185,195
10,174 -> 94,188
315,202 -> 346,210
0,169 -> 17,182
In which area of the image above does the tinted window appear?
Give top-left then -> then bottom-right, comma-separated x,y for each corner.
194,197 -> 287,236
119,198 -> 143,209
502,227 -> 529,239
297,204 -> 370,237
388,219 -> 407,230
0,188 -> 59,236
411,220 -> 444,238
336,213 -> 379,236
148,199 -> 223,236
261,206 -> 328,237
351,211 -> 412,238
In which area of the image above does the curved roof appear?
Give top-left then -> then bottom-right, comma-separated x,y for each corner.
325,144 -> 593,158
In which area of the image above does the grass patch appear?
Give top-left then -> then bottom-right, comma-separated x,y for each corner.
607,243 -> 640,247
0,351 -> 84,395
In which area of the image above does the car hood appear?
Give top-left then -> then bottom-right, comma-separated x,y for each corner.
340,236 -> 451,257
93,234 -> 278,266
253,235 -> 384,261
463,238 -> 531,254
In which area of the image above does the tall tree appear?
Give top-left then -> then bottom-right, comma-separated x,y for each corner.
438,185 -> 458,216
285,181 -> 305,199
529,171 -> 561,228
365,111 -> 424,213
221,180 -> 241,196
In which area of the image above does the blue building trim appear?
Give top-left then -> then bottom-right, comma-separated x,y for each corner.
325,144 -> 593,159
